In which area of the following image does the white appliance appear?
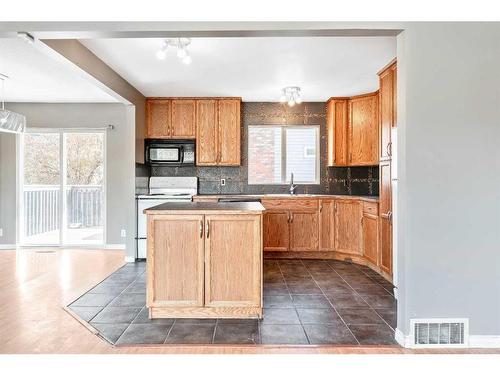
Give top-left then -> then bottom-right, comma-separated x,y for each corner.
136,176 -> 198,259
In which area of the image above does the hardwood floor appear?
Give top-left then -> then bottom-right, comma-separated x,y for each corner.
0,249 -> 497,354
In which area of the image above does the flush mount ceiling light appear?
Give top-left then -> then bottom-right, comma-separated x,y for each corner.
279,86 -> 302,107
0,73 -> 26,134
156,38 -> 192,65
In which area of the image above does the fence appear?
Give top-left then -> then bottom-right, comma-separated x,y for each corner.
23,185 -> 103,237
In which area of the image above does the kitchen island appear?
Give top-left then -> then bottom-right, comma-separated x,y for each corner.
144,201 -> 264,319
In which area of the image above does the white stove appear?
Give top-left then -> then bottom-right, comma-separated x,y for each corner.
136,177 -> 197,258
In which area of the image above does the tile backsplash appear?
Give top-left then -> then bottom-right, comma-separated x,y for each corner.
146,102 -> 379,196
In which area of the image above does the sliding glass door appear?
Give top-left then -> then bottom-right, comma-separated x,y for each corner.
20,130 -> 105,246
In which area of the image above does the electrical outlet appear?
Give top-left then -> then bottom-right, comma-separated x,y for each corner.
120,229 -> 126,238
220,178 -> 226,186
0,228 -> 3,237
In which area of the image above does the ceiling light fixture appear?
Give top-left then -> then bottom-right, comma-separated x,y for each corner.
156,38 -> 192,65
280,86 -> 302,107
0,73 -> 26,134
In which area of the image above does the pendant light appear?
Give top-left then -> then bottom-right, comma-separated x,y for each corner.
0,74 -> 26,134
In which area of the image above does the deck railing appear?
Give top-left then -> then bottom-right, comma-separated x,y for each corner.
23,185 -> 103,237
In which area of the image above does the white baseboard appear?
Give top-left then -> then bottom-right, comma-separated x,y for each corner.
395,328 -> 410,347
0,244 -> 17,250
469,335 -> 500,348
104,244 -> 126,250
124,256 -> 136,263
395,329 -> 500,349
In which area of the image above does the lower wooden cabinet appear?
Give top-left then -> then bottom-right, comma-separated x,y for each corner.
334,200 -> 362,256
147,212 -> 262,318
362,212 -> 379,265
289,211 -> 319,251
379,216 -> 392,274
319,199 -> 335,251
204,215 -> 261,307
263,211 -> 289,251
147,214 -> 204,307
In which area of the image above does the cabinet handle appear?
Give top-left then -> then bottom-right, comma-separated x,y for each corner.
319,204 -> 323,213
387,142 -> 392,157
287,212 -> 290,223
206,221 -> 210,238
199,220 -> 203,238
388,211 -> 393,223
290,213 -> 294,223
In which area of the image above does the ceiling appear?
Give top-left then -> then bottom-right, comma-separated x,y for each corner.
81,37 -> 396,101
0,38 -> 117,103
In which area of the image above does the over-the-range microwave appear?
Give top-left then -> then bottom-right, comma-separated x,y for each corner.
145,139 -> 195,166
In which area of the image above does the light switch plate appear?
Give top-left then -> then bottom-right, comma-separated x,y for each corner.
120,229 -> 126,238
220,178 -> 226,186
0,228 -> 3,237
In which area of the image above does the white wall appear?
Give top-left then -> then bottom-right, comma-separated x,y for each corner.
397,23 -> 500,337
0,103 -> 136,258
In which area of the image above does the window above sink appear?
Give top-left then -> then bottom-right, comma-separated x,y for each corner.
247,125 -> 320,185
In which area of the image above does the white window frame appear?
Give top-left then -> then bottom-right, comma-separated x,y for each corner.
247,124 -> 320,185
17,128 -> 107,248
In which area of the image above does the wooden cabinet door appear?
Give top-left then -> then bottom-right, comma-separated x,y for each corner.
379,66 -> 394,160
362,213 -> 379,265
171,99 -> 196,138
319,200 -> 335,251
146,214 -> 204,307
326,99 -> 348,166
392,64 -> 397,128
379,161 -> 392,216
349,94 -> 379,165
379,160 -> 392,275
379,216 -> 392,274
204,214 -> 261,307
334,200 -> 362,255
196,100 -> 218,165
218,99 -> 241,166
263,211 -> 289,251
289,211 -> 319,251
146,99 -> 171,138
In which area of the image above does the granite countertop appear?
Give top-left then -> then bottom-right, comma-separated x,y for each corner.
194,194 -> 379,202
144,201 -> 265,214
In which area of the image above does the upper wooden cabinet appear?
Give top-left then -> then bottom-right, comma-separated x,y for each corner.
327,93 -> 379,167
326,99 -> 348,166
196,100 -> 218,165
378,60 -> 397,161
171,99 -> 196,138
348,93 -> 379,165
146,98 -> 241,166
196,98 -> 241,166
146,99 -> 171,138
146,99 -> 195,139
217,99 -> 241,166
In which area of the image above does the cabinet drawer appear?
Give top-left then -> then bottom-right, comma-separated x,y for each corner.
261,198 -> 319,211
363,201 -> 379,215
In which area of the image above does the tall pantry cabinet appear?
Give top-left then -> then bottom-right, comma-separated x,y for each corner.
378,59 -> 396,277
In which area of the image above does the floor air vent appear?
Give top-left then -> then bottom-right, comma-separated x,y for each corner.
410,319 -> 469,348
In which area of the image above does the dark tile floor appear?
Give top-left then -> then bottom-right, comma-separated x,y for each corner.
67,259 -> 398,346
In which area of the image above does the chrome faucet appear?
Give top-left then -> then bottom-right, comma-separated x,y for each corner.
289,173 -> 297,195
